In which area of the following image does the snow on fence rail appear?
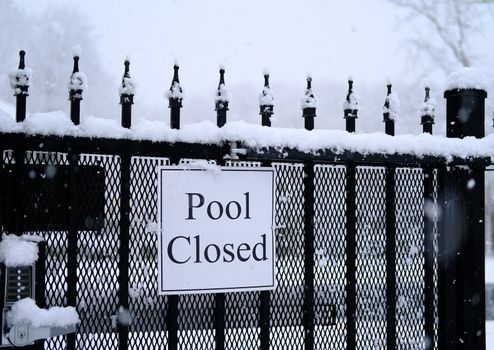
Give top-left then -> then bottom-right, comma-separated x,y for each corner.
1,50 -> 491,162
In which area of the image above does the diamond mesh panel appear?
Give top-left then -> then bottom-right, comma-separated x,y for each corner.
433,170 -> 439,350
24,151 -> 69,350
224,160 -> 262,350
269,163 -> 305,349
129,156 -> 169,349
76,154 -> 120,349
314,165 -> 347,349
395,168 -> 424,349
356,167 -> 387,349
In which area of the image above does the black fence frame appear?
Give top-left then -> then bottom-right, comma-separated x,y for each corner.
0,53 -> 489,350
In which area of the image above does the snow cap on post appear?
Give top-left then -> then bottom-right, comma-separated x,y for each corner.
9,50 -> 32,97
301,75 -> 317,130
215,66 -> 229,128
444,67 -> 487,139
419,86 -> 436,134
259,71 -> 274,127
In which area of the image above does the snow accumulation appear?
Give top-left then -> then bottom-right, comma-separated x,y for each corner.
167,81 -> 183,100
215,83 -> 230,103
68,72 -> 88,92
119,77 -> 136,96
446,67 -> 489,91
1,112 -> 494,161
343,90 -> 359,111
301,82 -> 317,109
8,298 -> 79,328
0,234 -> 42,267
259,87 -> 274,106
9,68 -> 32,95
383,92 -> 400,120
418,97 -> 437,119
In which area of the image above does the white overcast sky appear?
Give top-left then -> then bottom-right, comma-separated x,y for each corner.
14,0 -> 494,132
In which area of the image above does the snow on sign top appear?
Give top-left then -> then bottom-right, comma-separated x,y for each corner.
0,113 -> 493,161
446,67 -> 489,91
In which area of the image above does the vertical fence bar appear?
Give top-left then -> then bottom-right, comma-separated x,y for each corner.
422,86 -> 435,348
423,164 -> 434,348
213,69 -> 227,350
302,98 -> 316,349
167,65 -> 182,349
383,85 -> 396,350
345,163 -> 356,350
66,153 -> 79,350
303,160 -> 315,350
343,78 -> 358,350
118,152 -> 131,350
118,75 -> 134,350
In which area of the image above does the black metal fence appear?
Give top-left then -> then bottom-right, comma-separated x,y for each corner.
0,51 -> 489,350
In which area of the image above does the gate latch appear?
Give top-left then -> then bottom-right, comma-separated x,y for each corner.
229,141 -> 247,159
7,324 -> 77,347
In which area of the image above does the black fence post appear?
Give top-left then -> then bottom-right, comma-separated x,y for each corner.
258,73 -> 273,350
344,79 -> 358,133
439,86 -> 487,349
303,97 -> 315,349
421,86 -> 435,348
12,50 -> 29,123
66,152 -> 79,350
168,64 -> 183,130
68,52 -> 85,125
302,76 -> 316,130
215,67 -> 229,128
120,59 -> 134,128
383,83 -> 397,350
259,72 -> 274,127
167,66 -> 181,348
344,80 -> 357,349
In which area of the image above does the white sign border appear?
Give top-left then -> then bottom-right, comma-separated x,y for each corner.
157,166 -> 276,295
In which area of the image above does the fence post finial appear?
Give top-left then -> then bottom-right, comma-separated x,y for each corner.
301,75 -> 317,131
68,48 -> 86,125
10,50 -> 31,122
259,71 -> 274,127
215,66 -> 229,128
344,78 -> 359,133
168,63 -> 183,130
119,58 -> 135,129
383,82 -> 396,136
420,86 -> 435,134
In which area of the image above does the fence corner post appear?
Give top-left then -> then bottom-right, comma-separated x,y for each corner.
302,75 -> 316,131
215,66 -> 229,128
259,72 -> 274,127
12,50 -> 29,123
439,85 -> 487,350
120,58 -> 134,129
343,78 -> 358,133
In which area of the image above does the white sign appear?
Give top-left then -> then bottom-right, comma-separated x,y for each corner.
157,166 -> 275,295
